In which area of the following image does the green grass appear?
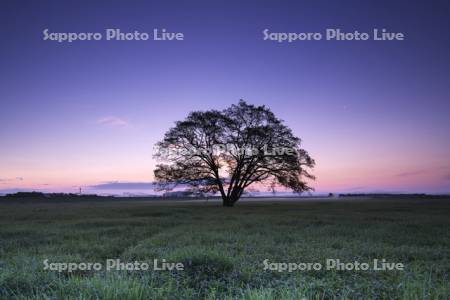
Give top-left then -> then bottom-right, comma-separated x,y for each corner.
0,197 -> 449,299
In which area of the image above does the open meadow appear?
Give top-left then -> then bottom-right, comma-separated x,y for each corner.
0,196 -> 449,299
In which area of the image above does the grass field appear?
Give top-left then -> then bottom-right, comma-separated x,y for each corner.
0,196 -> 449,299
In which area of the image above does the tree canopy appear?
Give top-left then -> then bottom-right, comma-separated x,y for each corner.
154,100 -> 315,206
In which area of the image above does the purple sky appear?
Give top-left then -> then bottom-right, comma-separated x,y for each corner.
1,0 -> 449,194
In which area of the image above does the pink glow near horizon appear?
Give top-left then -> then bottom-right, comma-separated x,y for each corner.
2,146 -> 449,194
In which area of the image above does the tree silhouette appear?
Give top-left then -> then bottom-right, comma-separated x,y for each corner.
154,100 -> 315,206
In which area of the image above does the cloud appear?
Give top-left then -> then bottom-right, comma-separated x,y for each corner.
395,170 -> 427,177
96,116 -> 129,127
90,181 -> 155,190
348,186 -> 367,191
0,188 -> 32,194
0,177 -> 24,183
395,167 -> 450,178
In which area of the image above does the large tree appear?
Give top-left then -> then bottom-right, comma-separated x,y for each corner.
154,100 -> 315,206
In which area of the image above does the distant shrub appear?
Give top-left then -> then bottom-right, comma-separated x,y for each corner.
5,192 -> 45,198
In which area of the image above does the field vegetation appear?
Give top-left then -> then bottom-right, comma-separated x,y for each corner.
0,196 -> 448,299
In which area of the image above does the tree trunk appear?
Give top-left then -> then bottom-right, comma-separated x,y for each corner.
222,187 -> 244,207
222,196 -> 236,207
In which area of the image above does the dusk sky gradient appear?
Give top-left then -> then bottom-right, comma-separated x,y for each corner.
1,0 -> 449,194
